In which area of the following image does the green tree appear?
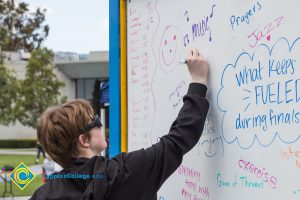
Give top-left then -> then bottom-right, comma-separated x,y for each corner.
0,1 -> 66,129
0,26 -> 8,49
0,0 -> 49,52
0,54 -> 19,125
15,48 -> 66,128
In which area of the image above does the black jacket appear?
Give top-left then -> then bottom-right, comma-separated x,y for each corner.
30,83 -> 209,200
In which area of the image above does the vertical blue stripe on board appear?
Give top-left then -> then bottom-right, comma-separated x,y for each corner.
109,0 -> 120,158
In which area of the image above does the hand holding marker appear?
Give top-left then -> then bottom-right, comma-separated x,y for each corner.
180,49 -> 209,87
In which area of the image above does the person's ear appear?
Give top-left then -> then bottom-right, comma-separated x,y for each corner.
78,134 -> 90,148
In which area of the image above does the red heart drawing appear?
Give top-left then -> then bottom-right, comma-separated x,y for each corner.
266,35 -> 271,41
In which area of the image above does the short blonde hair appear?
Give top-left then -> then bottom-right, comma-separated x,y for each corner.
37,99 -> 94,169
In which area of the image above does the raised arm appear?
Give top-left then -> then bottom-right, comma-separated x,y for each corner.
108,49 -> 210,200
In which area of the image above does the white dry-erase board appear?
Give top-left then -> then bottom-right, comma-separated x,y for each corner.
126,0 -> 300,199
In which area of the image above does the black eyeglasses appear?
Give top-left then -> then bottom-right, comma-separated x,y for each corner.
83,115 -> 102,132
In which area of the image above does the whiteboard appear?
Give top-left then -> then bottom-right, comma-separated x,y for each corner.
126,0 -> 300,199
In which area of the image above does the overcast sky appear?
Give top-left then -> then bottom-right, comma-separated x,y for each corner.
22,0 -> 109,54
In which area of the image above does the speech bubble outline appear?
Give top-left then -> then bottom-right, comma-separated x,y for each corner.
217,36 -> 300,149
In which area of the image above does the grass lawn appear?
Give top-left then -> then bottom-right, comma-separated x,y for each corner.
0,148 -> 36,151
0,174 -> 44,197
0,154 -> 44,168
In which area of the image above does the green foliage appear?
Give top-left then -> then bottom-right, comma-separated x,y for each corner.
15,48 -> 66,128
0,49 -> 66,128
0,1 -> 66,129
0,57 -> 19,125
0,0 -> 49,52
0,139 -> 36,148
0,26 -> 9,48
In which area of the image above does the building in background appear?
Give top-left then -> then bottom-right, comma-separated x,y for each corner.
0,51 -> 109,139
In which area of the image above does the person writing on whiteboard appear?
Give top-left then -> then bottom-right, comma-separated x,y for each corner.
30,48 -> 209,200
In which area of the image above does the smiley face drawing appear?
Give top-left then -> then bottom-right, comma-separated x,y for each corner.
198,134 -> 224,158
159,25 -> 183,73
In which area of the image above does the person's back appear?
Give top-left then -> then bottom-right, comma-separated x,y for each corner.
30,49 -> 209,200
36,157 -> 107,199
